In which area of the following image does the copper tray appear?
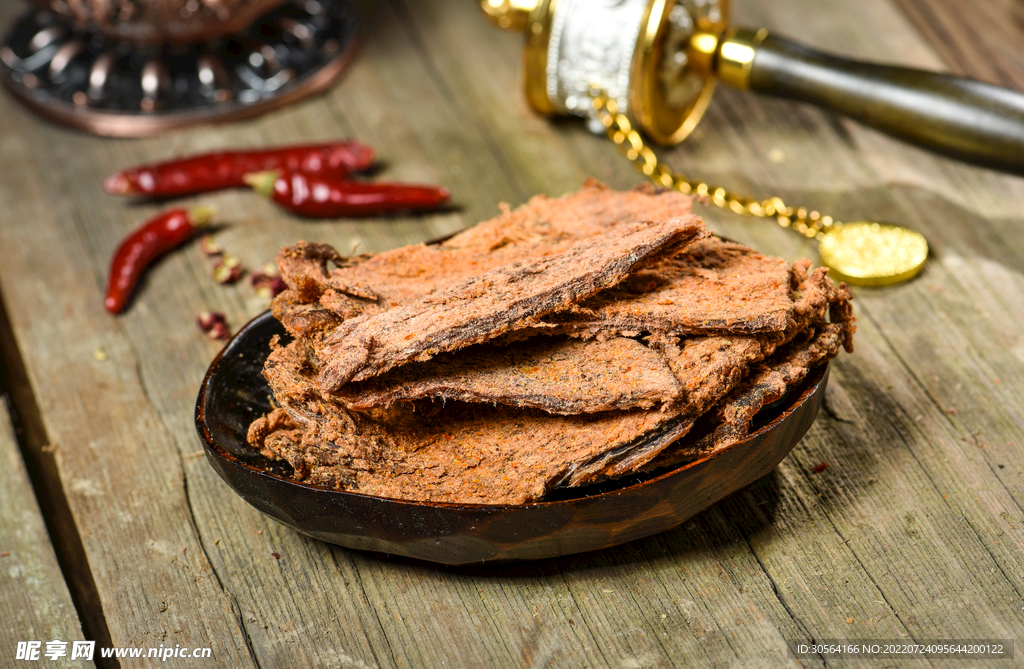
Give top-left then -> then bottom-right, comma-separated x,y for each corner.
195,310 -> 828,564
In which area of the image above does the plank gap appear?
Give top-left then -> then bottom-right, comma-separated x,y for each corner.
0,289 -> 120,669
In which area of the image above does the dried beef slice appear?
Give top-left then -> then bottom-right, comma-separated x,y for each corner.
315,216 -> 705,391
337,336 -> 683,414
554,236 -> 795,337
246,183 -> 855,504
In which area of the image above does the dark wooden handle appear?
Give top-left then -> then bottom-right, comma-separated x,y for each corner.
743,32 -> 1024,173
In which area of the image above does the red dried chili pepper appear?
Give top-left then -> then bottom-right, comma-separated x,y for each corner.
243,170 -> 451,218
102,141 -> 377,198
105,206 -> 215,314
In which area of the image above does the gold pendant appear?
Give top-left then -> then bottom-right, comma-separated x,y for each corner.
818,222 -> 928,287
482,2 -> 930,288
589,92 -> 929,286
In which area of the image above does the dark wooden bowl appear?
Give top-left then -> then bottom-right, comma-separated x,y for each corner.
195,311 -> 828,565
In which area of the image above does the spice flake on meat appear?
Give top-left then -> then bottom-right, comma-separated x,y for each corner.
315,216 -> 706,391
552,236 -> 795,336
337,336 -> 682,414
245,182 -> 856,505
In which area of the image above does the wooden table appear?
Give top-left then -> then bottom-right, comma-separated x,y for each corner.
2,0 -> 1023,666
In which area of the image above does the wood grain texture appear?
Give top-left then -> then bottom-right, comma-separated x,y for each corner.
891,0 -> 1024,88
0,399 -> 93,666
0,0 -> 1022,666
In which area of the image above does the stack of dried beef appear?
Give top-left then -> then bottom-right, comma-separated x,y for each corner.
246,181 -> 855,504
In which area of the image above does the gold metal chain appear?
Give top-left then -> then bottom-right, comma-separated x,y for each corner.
591,93 -> 838,241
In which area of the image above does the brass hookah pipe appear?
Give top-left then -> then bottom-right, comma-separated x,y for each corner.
481,0 -> 1024,286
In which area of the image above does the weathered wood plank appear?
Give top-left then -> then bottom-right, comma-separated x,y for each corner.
0,170 -> 257,666
694,0 -> 1024,655
0,397 -> 93,666
0,0 -> 1022,667
0,1 -> 260,658
891,0 -> 1024,88
0,0 -> 565,665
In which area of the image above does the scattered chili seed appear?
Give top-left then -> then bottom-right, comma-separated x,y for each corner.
198,234 -> 224,257
249,264 -> 287,299
198,235 -> 247,285
197,311 -> 231,341
105,206 -> 216,314
244,170 -> 450,218
212,255 -> 245,284
812,462 -> 829,473
102,141 -> 377,198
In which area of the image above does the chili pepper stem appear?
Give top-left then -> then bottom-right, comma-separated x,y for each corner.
189,205 -> 217,227
103,173 -> 132,195
243,171 -> 279,198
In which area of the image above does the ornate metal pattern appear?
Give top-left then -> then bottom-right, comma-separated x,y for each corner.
542,0 -> 725,124
660,0 -> 725,108
32,0 -> 285,43
545,0 -> 648,118
0,0 -> 357,135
